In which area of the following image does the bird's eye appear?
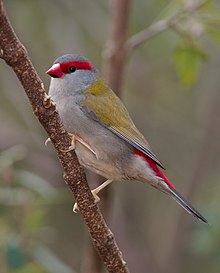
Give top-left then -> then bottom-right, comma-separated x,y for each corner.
69,66 -> 76,73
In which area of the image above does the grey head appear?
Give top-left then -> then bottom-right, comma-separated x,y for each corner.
47,54 -> 99,101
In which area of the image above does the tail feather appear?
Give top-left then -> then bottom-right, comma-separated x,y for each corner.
155,178 -> 207,223
135,150 -> 207,223
168,186 -> 207,223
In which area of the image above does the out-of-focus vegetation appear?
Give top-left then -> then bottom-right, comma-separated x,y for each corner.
0,0 -> 220,273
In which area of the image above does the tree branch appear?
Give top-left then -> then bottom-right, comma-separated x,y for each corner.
0,1 -> 129,272
126,0 -> 208,54
103,0 -> 131,93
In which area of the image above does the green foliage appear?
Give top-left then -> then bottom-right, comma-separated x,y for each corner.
174,41 -> 207,87
0,147 -> 68,273
199,1 -> 220,48
157,0 -> 220,87
14,263 -> 48,273
207,27 -> 220,47
4,234 -> 25,270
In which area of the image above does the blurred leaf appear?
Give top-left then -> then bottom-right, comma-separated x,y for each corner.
14,262 -> 48,273
199,1 -> 220,24
4,234 -> 25,270
207,26 -> 220,47
0,187 -> 33,206
196,0 -> 213,10
174,41 -> 207,86
18,170 -> 57,198
32,244 -> 77,273
22,204 -> 45,235
0,145 -> 27,172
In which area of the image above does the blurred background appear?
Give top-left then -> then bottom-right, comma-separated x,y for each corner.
0,0 -> 220,272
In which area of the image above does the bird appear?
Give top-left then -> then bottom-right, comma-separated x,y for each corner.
46,54 -> 207,223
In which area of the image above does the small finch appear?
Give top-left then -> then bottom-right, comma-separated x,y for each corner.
46,54 -> 207,223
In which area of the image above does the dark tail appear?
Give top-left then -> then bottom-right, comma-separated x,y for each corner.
168,187 -> 208,223
156,179 -> 208,223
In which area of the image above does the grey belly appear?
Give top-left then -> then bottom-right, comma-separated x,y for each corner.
59,104 -> 133,179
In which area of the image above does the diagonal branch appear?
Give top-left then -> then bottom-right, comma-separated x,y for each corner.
126,0 -> 208,54
0,1 -> 129,272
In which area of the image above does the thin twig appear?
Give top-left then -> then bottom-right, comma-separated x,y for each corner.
126,0 -> 208,54
0,1 -> 130,272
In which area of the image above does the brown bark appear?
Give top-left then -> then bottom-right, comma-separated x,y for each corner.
81,175 -> 111,273
0,1 -> 130,272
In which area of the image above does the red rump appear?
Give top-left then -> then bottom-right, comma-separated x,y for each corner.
60,61 -> 92,73
134,149 -> 175,189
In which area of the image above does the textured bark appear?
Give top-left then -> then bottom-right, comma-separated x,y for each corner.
0,1 -> 129,272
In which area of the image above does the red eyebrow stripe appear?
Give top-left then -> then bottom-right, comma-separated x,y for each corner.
60,61 -> 92,73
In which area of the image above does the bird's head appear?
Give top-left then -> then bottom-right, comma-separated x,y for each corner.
46,54 -> 99,99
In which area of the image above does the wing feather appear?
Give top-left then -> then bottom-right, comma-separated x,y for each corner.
80,79 -> 165,169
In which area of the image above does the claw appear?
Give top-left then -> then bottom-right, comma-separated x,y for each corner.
61,134 -> 76,152
45,137 -> 51,146
73,190 -> 101,213
72,180 -> 112,213
73,203 -> 79,213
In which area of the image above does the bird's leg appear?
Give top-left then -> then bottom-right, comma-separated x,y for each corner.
73,179 -> 113,213
64,133 -> 97,157
45,134 -> 96,157
91,179 -> 113,197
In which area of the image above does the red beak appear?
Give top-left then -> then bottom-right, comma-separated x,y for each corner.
46,63 -> 63,78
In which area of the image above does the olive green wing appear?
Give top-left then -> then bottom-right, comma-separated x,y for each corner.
80,79 -> 164,169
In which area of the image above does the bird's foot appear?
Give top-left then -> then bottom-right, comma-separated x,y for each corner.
45,135 -> 77,151
73,189 -> 101,213
61,134 -> 76,152
73,179 -> 113,213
